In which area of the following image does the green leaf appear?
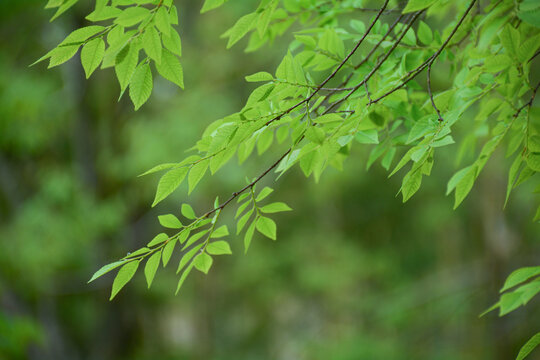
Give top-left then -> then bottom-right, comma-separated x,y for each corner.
237,208 -> 254,234
129,62 -> 153,110
305,127 -> 326,145
454,167 -> 476,209
158,214 -> 183,228
517,332 -> 540,360
518,35 -> 540,62
244,221 -> 256,253
152,166 -> 189,207
499,291 -> 523,315
225,12 -> 257,49
144,251 -> 161,288
88,260 -> 127,283
417,21 -> 433,45
142,26 -> 162,64
115,7 -> 151,27
319,28 -> 345,58
155,6 -> 171,36
162,30 -> 182,56
447,166 -> 472,195
188,160 -> 208,194
115,43 -> 139,97
519,1 -> 540,28
355,130 -> 379,144
201,0 -> 227,13
155,49 -> 184,88
260,202 -> 292,213
402,169 -> 422,202
50,0 -> 77,21
207,241 -> 232,255
181,203 -> 196,219
169,5 -> 179,25
193,252 -> 213,274
498,24 -> 519,58
403,0 -> 439,13
256,187 -> 273,202
124,247 -> 150,259
59,25 -> 106,46
177,244 -> 203,274
527,153 -> 540,171
47,45 -> 80,68
501,266 -> 540,292
148,233 -> 168,247
110,261 -> 139,300
245,71 -> 274,82
256,216 -> 276,240
210,225 -> 229,238
138,162 -> 177,177
80,38 -> 105,78
162,238 -> 177,266
86,5 -> 122,22
175,262 -> 194,294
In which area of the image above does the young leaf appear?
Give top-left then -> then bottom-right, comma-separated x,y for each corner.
81,38 -> 105,78
201,0 -> 227,13
501,266 -> 540,292
256,187 -> 273,202
110,260 -> 139,300
417,21 -> 433,45
175,262 -> 194,295
144,251 -> 161,288
207,241 -> 232,255
162,238 -> 177,266
210,225 -> 229,238
403,0 -> 439,13
517,332 -> 540,360
181,203 -> 196,219
88,260 -> 128,283
245,71 -> 274,82
142,26 -> 162,64
115,43 -> 139,96
244,221 -> 256,253
188,160 -> 208,194
401,169 -> 422,202
260,202 -> 292,213
158,214 -> 183,228
225,12 -> 257,49
155,6 -> 171,36
256,216 -> 276,240
152,166 -> 189,207
454,167 -> 476,209
48,45 -> 80,68
177,244 -> 203,274
148,233 -> 168,247
193,252 -> 213,274
162,30 -> 182,56
129,62 -> 153,110
155,49 -> 184,88
138,162 -> 178,177
115,7 -> 151,27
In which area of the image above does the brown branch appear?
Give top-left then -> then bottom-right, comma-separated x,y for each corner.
370,0 -> 478,105
323,11 -> 423,114
515,81 -> 540,118
262,0 -> 391,127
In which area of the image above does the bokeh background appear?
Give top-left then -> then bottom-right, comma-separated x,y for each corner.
1,1 -> 539,359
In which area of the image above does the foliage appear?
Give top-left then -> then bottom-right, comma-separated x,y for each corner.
34,0 -> 540,357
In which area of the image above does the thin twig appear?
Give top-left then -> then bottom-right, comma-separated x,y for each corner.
427,62 -> 444,122
370,0 -> 478,104
262,0 -> 391,127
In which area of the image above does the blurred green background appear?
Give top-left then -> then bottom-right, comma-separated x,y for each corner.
1,1 -> 539,359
